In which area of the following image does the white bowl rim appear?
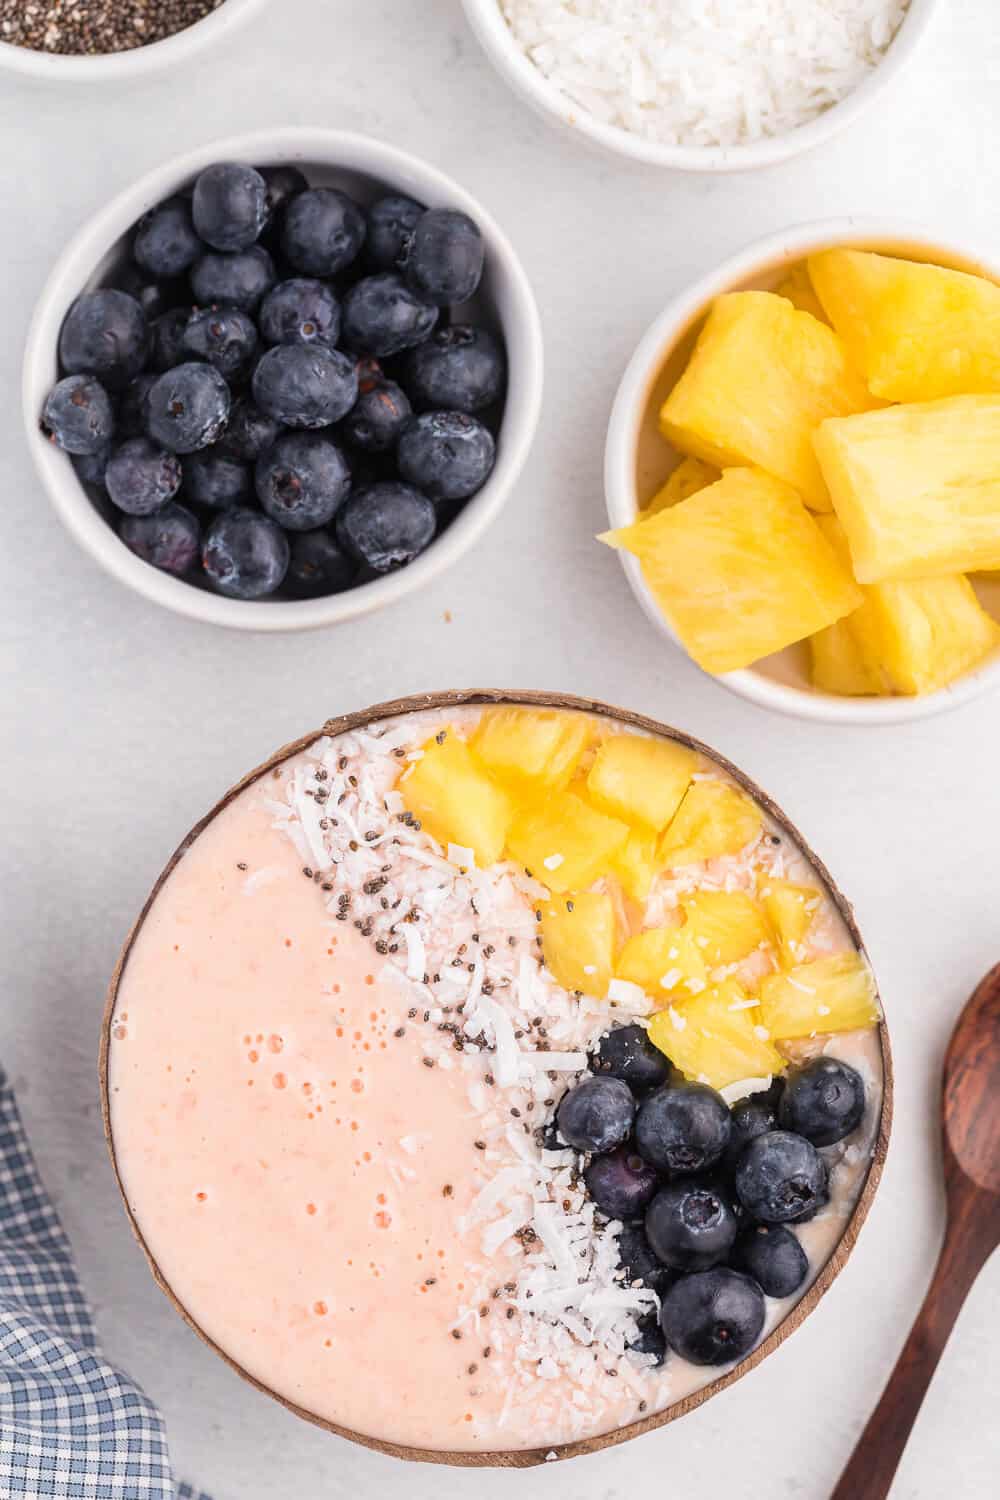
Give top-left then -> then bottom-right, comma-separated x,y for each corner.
604,215 -> 1000,726
23,126 -> 544,633
461,0 -> 940,173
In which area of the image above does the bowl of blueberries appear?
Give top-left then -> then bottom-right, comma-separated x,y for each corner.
24,128 -> 543,629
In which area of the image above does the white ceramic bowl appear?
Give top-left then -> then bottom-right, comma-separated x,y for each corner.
24,128 -> 544,632
461,0 -> 939,172
0,0 -> 269,81
604,218 -> 1000,725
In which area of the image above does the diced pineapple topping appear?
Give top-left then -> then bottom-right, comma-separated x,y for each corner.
470,707 -> 592,792
537,892 -> 616,998
648,980 -> 786,1091
401,735 -> 512,867
610,827 -> 661,905
617,924 -> 707,999
644,457 -> 719,516
776,264 -> 829,324
681,890 -> 771,966
586,734 -> 696,831
506,792 -> 628,894
759,879 -> 820,968
659,779 -> 763,869
758,953 -> 879,1041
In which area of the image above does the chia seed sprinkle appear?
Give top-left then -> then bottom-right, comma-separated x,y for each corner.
0,0 -> 224,54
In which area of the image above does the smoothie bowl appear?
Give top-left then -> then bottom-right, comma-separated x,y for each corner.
102,690 -> 890,1464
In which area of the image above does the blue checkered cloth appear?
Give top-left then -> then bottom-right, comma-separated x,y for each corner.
0,1068 -> 210,1500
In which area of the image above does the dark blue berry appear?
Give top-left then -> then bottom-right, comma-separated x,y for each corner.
220,396 -> 280,462
256,431 -> 351,531
342,378 -> 411,453
42,374 -> 115,454
117,374 -> 157,438
404,208 -> 484,306
182,449 -> 251,509
259,279 -> 340,347
341,273 -> 438,358
286,529 -> 356,597
202,507 -> 289,599
133,196 -> 203,278
149,308 -> 191,373
366,193 -> 425,270
584,1147 -> 659,1220
72,444 -> 111,488
616,1222 -> 675,1297
59,290 -> 148,389
592,1024 -> 670,1095
730,1224 -> 809,1299
190,245 -> 275,312
252,345 -> 358,429
182,306 -> 258,381
734,1131 -> 829,1224
259,164 -> 309,231
105,437 -> 181,515
192,163 -> 267,252
282,188 -> 366,277
397,411 -> 495,501
335,482 -> 436,574
145,362 -> 231,454
660,1269 -> 766,1366
629,1312 -> 668,1366
555,1076 -> 635,1154
726,1082 -> 785,1167
779,1058 -> 866,1147
404,325 -> 505,413
119,501 -> 200,575
635,1084 -> 731,1176
645,1179 -> 739,1272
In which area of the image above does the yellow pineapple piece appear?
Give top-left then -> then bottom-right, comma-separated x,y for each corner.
586,733 -> 696,831
602,468 -> 863,675
659,779 -> 763,869
759,879 -> 820,968
537,892 -> 616,997
610,827 -> 661,905
400,735 -> 512,867
809,248 -> 1000,402
648,981 -> 786,1091
470,707 -> 591,792
809,618 -> 881,696
814,396 -> 1000,582
759,953 -> 879,1041
776,264 -> 829,324
658,291 -> 881,509
644,457 -> 719,516
505,792 -> 628,894
617,925 -> 707,998
681,890 -> 771,966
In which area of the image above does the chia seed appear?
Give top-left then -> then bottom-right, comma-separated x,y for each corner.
1,0 -> 225,55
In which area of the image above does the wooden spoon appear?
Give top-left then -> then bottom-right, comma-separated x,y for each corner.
831,962 -> 1000,1500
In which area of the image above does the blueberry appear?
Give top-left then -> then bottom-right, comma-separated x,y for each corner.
133,196 -> 203,278
190,245 -> 275,312
192,163 -> 267,252
256,431 -> 351,531
145,362 -> 231,454
591,1024 -> 670,1095
366,193 -> 425,270
584,1147 -> 659,1220
342,378 -> 412,453
105,437 -> 181,515
59,290 -> 148,389
628,1312 -> 667,1367
616,1222 -> 675,1297
734,1131 -> 829,1224
726,1082 -> 785,1167
41,374 -> 115,454
730,1224 -> 809,1299
181,306 -> 258,381
779,1057 -> 866,1147
149,308 -> 191,373
335,481 -> 436,574
286,529 -> 356,597
404,208 -> 484,306
660,1268 -> 766,1366
117,374 -> 157,438
252,345 -> 358,430
645,1179 -> 739,1272
259,278 -> 340,348
72,443 -> 111,488
555,1076 -> 635,1154
404,325 -> 505,413
182,449 -> 251,509
282,188 -> 366,277
397,411 -> 495,502
220,396 -> 280,462
341,273 -> 438,358
202,507 -> 289,599
634,1083 -> 731,1177
258,164 -> 309,232
119,501 -> 200,575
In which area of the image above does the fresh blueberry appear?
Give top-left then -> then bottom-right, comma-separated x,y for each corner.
105,437 -> 181,515
252,345 -> 358,429
282,188 -> 366,277
192,163 -> 267,252
397,411 -> 495,502
779,1058 -> 866,1148
145,362 -> 231,454
182,306 -> 258,381
555,1076 -> 635,1155
404,208 -> 484,306
616,1222 -> 675,1297
341,378 -> 412,453
258,164 -> 309,232
259,278 -> 340,347
117,374 -> 157,438
730,1224 -> 809,1299
286,528 -> 356,597
584,1147 -> 659,1220
734,1131 -> 829,1224
366,193 -> 425,270
404,325 -> 505,413
591,1024 -> 670,1095
41,374 -> 115,455
628,1312 -> 667,1367
190,245 -> 275,312
59,290 -> 148,389
726,1082 -> 785,1167
220,396 -> 280,462
660,1268 -> 766,1366
255,431 -> 351,531
133,196 -> 203,278
149,308 -> 191,373
72,444 -> 111,488
341,273 -> 438,358
635,1083 -> 731,1177
335,481 -> 436,574
645,1179 -> 739,1272
119,501 -> 200,575
202,507 -> 289,599
182,449 -> 251,509
116,264 -> 185,322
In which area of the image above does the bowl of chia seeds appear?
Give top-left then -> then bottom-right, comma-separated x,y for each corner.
0,0 -> 270,80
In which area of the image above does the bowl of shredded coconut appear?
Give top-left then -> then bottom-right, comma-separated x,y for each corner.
462,0 -> 938,170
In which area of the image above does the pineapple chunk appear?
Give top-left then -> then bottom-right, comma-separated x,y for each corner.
601,468 -> 863,675
809,248 -> 1000,402
809,618 -> 881,696
586,734 -> 696,831
644,457 -> 719,516
814,396 -> 1000,582
400,735 -> 512,867
759,953 -> 879,1041
505,792 -> 628,893
648,981 -> 786,1091
777,264 -> 829,324
537,892 -> 615,997
759,880 -> 820,968
617,925 -> 707,998
470,707 -> 591,792
681,890 -> 771,966
610,827 -> 661,904
659,779 -> 763,869
659,291 -> 880,509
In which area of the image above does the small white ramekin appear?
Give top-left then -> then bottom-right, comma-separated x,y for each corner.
604,219 -> 1000,725
24,128 -> 544,632
461,0 -> 939,173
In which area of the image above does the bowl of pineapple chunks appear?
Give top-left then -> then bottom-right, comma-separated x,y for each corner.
603,221 -> 1000,723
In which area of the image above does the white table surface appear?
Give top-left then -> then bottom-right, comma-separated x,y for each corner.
3,3 -> 999,1496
